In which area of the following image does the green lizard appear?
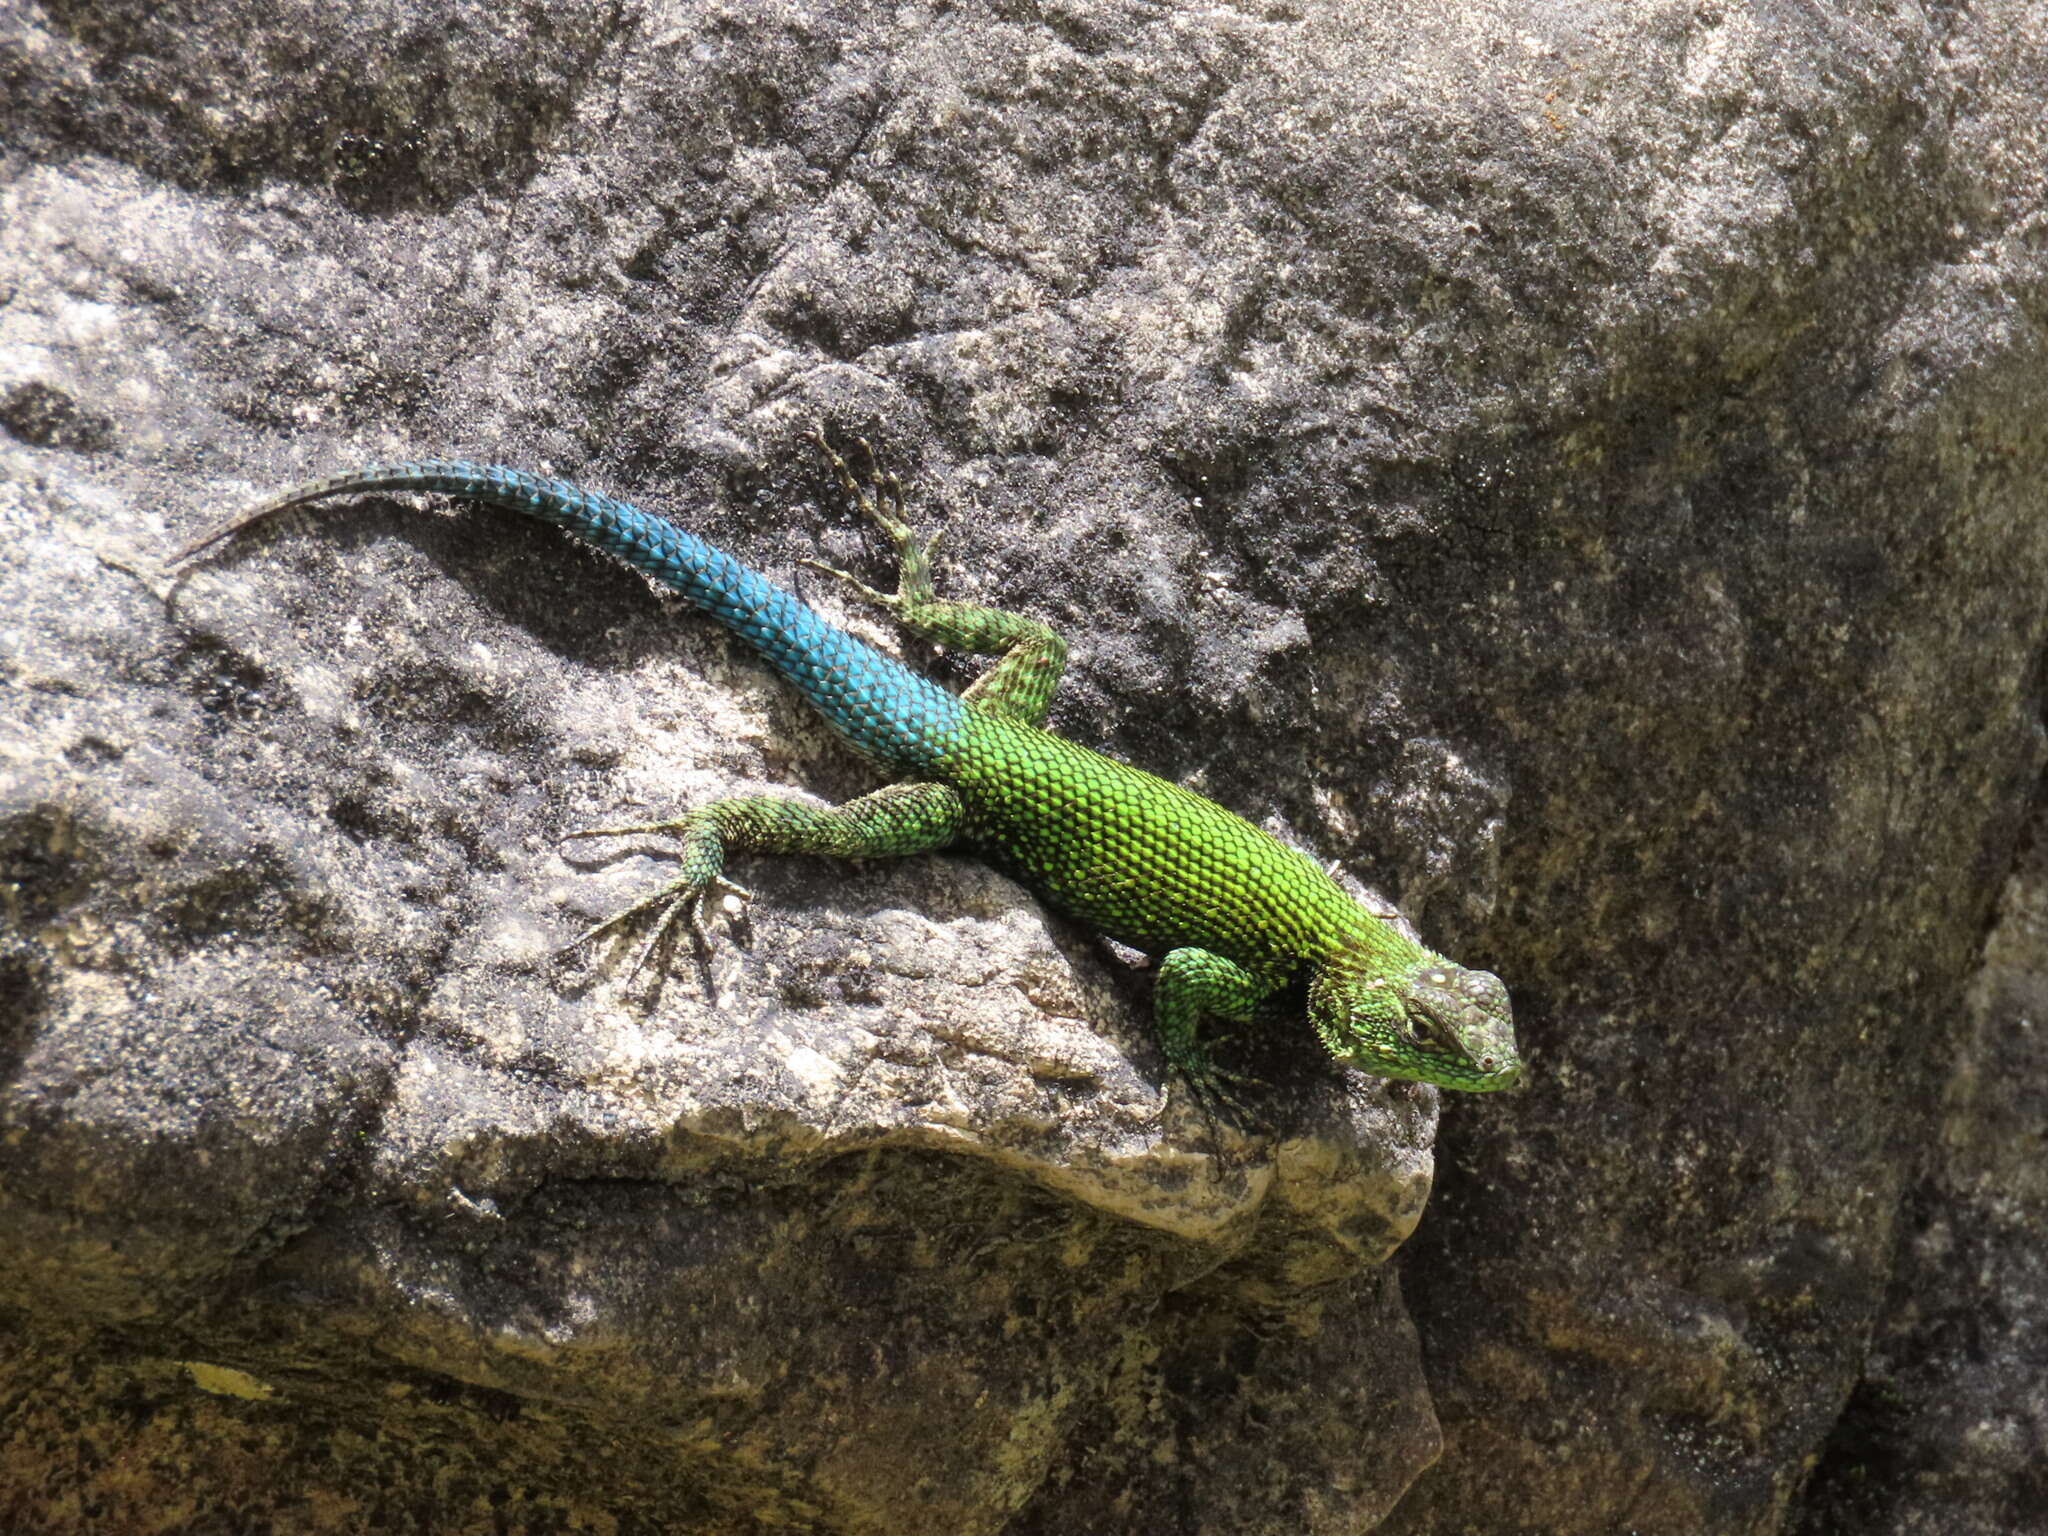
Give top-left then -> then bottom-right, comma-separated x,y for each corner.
172,437 -> 1521,1106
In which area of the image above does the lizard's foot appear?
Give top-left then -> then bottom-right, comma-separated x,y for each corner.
1174,1059 -> 1260,1130
557,813 -> 750,982
808,427 -> 942,586
810,427 -> 917,544
561,816 -> 710,841
797,556 -> 899,612
1161,1032 -> 1261,1128
557,871 -> 754,981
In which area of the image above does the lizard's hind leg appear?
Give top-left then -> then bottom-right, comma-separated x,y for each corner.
560,780 -> 965,981
805,431 -> 1068,726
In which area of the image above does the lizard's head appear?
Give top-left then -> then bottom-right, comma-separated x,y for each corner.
1309,958 -> 1521,1092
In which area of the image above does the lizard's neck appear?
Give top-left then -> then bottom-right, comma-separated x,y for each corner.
1312,899 -> 1435,976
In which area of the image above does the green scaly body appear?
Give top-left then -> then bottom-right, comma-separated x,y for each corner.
948,711 -> 1366,976
171,438 -> 1521,1105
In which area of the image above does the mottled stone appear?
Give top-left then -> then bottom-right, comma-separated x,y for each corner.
3,0 -> 2046,1532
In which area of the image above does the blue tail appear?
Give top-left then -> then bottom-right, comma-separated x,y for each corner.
178,461 -> 966,770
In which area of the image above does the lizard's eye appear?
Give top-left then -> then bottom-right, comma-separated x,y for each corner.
1406,1018 -> 1435,1046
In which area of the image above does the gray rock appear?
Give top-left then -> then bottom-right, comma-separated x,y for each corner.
3,0 -> 2045,1532
1794,809 -> 2048,1536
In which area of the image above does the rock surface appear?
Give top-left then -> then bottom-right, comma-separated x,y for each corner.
1794,801 -> 2048,1536
3,0 -> 2046,1532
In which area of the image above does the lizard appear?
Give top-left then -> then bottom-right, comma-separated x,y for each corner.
169,436 -> 1522,1106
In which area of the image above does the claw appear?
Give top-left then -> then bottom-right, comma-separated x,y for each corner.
1173,1057 -> 1259,1129
810,426 -> 918,547
854,440 -> 913,540
625,888 -> 700,982
561,817 -> 696,842
809,426 -> 861,503
798,556 -> 896,609
558,878 -> 685,956
556,863 -> 752,972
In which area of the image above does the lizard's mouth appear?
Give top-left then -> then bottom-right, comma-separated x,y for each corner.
1461,1057 -> 1523,1091
1342,1045 -> 1522,1092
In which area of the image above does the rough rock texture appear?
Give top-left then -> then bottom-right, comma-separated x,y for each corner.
1792,798 -> 2048,1536
2,0 -> 2046,1532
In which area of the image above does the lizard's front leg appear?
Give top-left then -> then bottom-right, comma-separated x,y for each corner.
1153,946 -> 1270,1116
